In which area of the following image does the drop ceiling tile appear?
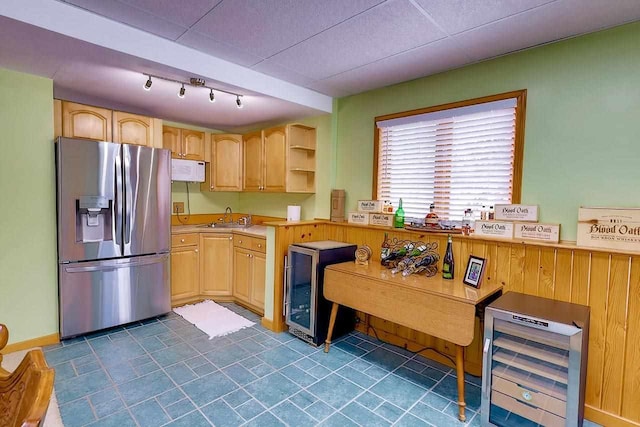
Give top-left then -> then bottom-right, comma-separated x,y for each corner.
118,0 -> 222,28
414,0 -> 554,35
191,0 -> 386,58
265,0 -> 446,81
177,30 -> 263,67
251,61 -> 316,87
64,0 -> 188,40
308,38 -> 473,97
453,0 -> 640,63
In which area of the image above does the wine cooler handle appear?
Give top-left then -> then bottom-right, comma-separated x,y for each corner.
481,338 -> 491,400
283,255 -> 289,317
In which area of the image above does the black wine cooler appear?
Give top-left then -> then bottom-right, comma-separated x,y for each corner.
285,241 -> 357,345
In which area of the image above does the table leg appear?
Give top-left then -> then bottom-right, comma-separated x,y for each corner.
324,302 -> 339,353
456,344 -> 467,422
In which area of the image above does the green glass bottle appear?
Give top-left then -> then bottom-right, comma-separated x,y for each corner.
393,198 -> 405,228
442,234 -> 454,280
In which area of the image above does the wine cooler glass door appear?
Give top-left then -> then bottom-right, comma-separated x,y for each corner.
286,247 -> 317,336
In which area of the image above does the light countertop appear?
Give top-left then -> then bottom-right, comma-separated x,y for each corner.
172,224 -> 267,238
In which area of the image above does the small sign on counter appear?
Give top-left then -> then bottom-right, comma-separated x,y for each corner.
514,223 -> 560,243
494,204 -> 539,222
369,213 -> 394,227
474,221 -> 514,240
348,212 -> 369,225
357,200 -> 384,213
577,207 -> 640,251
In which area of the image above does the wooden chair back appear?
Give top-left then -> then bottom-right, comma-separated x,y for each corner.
0,323 -> 55,427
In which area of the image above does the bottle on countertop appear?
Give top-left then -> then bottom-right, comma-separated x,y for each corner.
381,232 -> 391,260
393,198 -> 405,228
442,234 -> 454,280
383,200 -> 394,214
489,205 -> 495,220
480,205 -> 488,221
425,203 -> 439,228
462,208 -> 473,235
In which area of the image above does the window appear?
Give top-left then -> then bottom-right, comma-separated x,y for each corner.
374,90 -> 526,221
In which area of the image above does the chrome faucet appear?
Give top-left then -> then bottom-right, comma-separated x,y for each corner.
223,206 -> 233,224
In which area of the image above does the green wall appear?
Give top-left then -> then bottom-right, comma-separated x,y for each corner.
0,69 -> 58,344
335,22 -> 640,241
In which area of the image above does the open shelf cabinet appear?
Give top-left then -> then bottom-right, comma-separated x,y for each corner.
287,124 -> 316,193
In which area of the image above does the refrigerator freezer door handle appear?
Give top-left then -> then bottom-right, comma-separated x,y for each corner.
64,254 -> 169,272
123,148 -> 132,244
114,151 -> 123,247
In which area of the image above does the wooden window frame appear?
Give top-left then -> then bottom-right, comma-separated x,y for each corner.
373,89 -> 527,205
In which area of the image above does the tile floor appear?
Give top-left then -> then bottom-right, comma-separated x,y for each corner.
44,304 -> 600,427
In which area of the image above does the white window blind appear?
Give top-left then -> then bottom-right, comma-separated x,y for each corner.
377,98 -> 517,220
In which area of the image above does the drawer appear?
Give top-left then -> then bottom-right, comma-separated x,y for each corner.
492,375 -> 566,418
491,390 -> 565,427
172,233 -> 199,247
234,235 -> 266,253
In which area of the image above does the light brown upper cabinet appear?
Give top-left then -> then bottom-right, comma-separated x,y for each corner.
113,111 -> 162,147
202,134 -> 243,192
286,124 -> 316,193
162,126 -> 205,161
59,101 -> 112,141
54,100 -> 161,147
242,127 -> 286,192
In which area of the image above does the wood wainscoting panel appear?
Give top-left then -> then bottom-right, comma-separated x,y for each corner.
271,221 -> 640,426
622,256 -> 640,421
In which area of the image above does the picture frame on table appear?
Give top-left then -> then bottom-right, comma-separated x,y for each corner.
463,255 -> 486,288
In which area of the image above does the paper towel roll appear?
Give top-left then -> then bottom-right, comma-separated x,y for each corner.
287,205 -> 301,221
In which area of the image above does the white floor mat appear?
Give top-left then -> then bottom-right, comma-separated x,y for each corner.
173,300 -> 255,339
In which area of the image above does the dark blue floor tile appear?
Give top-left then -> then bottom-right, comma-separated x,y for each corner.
165,410 -> 211,427
305,400 -> 335,422
272,401 -> 316,426
289,390 -> 317,409
94,396 -> 125,419
56,369 -> 112,405
336,365 -> 377,388
117,370 -> 174,406
256,345 -> 303,369
410,401 -> 463,427
369,373 -> 427,410
309,348 -> 357,371
394,413 -> 430,426
87,410 -> 137,427
420,391 -> 450,411
166,398 -> 196,419
362,347 -> 409,372
393,366 -> 437,390
204,343 -> 250,368
341,402 -> 391,427
150,342 -> 199,367
319,411 -> 359,427
165,362 -> 198,385
307,373 -> 364,410
279,364 -> 318,387
201,399 -> 245,427
157,388 -> 186,407
130,399 -> 171,427
335,340 -> 369,357
355,391 -> 383,410
432,374 -> 481,411
59,398 -> 96,427
243,411 -> 286,427
223,388 -> 252,408
375,401 -> 404,423
236,398 -> 266,420
45,341 -> 93,366
181,370 -> 238,407
244,372 -> 301,408
222,363 -> 258,385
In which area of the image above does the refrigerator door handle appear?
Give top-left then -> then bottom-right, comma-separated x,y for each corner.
114,150 -> 123,247
64,254 -> 169,272
123,148 -> 132,245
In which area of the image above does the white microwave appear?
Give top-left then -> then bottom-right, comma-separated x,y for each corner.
171,159 -> 205,182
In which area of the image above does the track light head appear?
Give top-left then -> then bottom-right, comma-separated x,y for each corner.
236,95 -> 243,109
178,84 -> 185,98
209,89 -> 215,103
144,76 -> 152,91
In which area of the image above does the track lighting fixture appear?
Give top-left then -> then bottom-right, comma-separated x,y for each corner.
142,73 -> 244,108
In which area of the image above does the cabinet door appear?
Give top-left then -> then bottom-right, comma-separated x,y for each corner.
61,101 -> 112,141
250,251 -> 266,309
210,134 -> 243,191
233,247 -> 252,303
243,131 -> 264,191
263,126 -> 287,192
163,126 -> 182,159
182,130 -> 205,161
113,111 -> 153,146
171,245 -> 199,301
200,234 -> 233,296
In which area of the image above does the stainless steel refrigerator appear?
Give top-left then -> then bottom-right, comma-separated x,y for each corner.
56,137 -> 171,338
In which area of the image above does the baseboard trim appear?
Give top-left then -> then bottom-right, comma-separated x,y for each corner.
2,333 -> 60,353
585,405 -> 640,427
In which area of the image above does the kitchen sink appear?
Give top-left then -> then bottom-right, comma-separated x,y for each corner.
196,223 -> 251,229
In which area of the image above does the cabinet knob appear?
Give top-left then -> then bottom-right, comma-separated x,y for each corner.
229,237 -> 233,240
257,244 -> 262,248
238,240 -> 243,244
195,249 -> 199,253
180,238 -> 185,243
247,254 -> 251,257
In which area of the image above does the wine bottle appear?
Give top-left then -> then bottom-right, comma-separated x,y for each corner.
381,232 -> 391,260
393,198 -> 405,228
424,203 -> 439,228
442,234 -> 454,280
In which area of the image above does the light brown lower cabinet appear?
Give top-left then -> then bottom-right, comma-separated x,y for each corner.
170,234 -> 200,302
200,233 -> 233,297
171,232 -> 265,313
